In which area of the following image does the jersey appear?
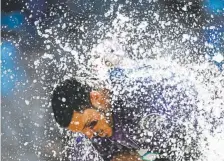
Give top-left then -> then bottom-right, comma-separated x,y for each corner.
92,65 -> 202,161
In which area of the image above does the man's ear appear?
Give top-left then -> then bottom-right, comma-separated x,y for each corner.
90,91 -> 102,107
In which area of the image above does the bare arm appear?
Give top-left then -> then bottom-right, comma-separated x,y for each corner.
111,151 -> 143,161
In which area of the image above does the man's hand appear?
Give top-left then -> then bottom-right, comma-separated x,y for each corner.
111,151 -> 143,161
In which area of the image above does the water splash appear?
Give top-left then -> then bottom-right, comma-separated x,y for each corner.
35,3 -> 224,160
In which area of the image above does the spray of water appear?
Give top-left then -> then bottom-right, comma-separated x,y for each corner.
35,3 -> 224,160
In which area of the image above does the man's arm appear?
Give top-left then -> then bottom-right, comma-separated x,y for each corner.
111,151 -> 142,161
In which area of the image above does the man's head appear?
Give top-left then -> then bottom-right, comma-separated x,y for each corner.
52,79 -> 112,138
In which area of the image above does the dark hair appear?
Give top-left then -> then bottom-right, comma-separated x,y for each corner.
51,78 -> 92,127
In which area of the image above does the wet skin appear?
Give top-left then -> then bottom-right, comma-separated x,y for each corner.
68,109 -> 113,138
68,90 -> 113,139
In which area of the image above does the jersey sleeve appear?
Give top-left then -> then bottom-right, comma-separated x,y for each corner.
91,137 -> 133,161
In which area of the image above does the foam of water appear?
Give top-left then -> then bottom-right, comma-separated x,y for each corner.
36,5 -> 224,160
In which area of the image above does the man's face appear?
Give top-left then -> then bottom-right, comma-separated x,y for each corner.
68,90 -> 113,138
68,109 -> 113,138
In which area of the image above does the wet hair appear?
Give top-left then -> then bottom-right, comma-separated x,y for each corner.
51,79 -> 92,127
